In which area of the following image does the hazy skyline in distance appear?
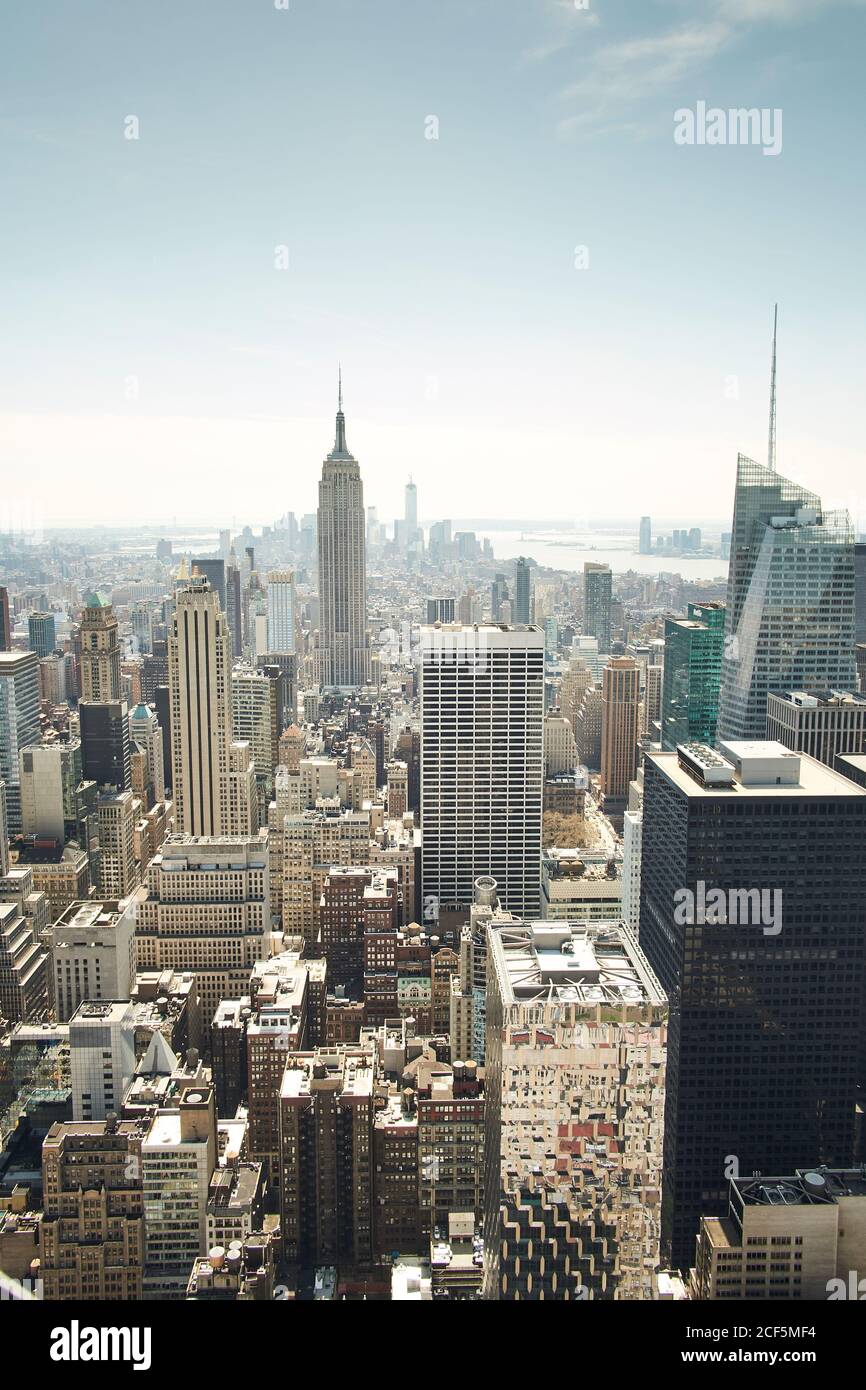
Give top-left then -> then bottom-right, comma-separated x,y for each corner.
2,0 -> 866,532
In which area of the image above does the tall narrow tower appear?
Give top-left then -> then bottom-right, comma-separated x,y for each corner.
169,576 -> 243,835
317,373 -> 370,688
79,593 -> 121,702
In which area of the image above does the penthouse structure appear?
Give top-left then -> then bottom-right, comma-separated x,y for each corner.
483,919 -> 667,1300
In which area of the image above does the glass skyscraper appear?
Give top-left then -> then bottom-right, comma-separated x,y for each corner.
717,455 -> 856,742
640,742 -> 866,1271
513,557 -> 531,624
660,601 -> 726,750
0,651 -> 41,832
583,562 -> 612,654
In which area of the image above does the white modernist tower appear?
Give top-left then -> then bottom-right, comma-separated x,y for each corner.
316,374 -> 370,689
420,623 -> 545,918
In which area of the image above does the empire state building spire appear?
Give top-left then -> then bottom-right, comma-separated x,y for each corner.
331,364 -> 350,458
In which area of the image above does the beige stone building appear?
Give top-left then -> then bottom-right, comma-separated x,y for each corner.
693,1170 -> 866,1300
135,833 -> 270,1025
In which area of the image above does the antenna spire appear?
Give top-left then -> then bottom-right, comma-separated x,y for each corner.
767,303 -> 778,473
331,364 -> 349,456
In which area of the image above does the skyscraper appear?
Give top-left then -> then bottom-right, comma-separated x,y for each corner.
513,557 -> 531,625
0,651 -> 41,832
19,741 -> 82,842
266,570 -> 296,655
278,1045 -> 377,1269
169,576 -> 245,836
640,740 -> 866,1270
600,656 -> 640,813
316,375 -> 370,688
80,700 -> 132,792
0,587 -> 10,651
0,781 -> 9,876
426,597 -> 455,624
28,610 -> 55,659
420,623 -> 544,920
639,515 -> 652,555
483,917 -> 667,1300
583,562 -> 612,653
226,552 -> 243,660
660,601 -> 726,751
79,593 -> 121,702
717,456 -> 856,742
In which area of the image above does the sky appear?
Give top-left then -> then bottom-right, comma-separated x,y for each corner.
1,0 -> 865,533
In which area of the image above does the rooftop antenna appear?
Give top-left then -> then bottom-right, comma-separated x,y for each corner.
767,303 -> 778,473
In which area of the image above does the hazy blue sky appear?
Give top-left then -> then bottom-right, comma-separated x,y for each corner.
2,0 -> 865,531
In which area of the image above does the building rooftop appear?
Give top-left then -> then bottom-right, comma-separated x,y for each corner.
280,1049 -> 375,1101
54,900 -> 130,938
69,999 -> 133,1026
770,688 -> 866,709
489,919 -> 666,1007
734,1169 -> 866,1208
652,743 -> 866,799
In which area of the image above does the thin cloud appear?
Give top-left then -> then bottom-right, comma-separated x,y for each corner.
551,0 -> 865,140
556,21 -> 733,136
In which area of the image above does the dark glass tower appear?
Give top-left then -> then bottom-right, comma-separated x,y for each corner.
79,700 -> 132,792
583,563 -> 612,654
640,741 -> 866,1271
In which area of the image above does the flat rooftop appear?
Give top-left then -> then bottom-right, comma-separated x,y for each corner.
771,688 -> 866,708
490,920 -> 666,1007
280,1051 -> 375,1100
734,1169 -> 866,1208
650,746 -> 866,799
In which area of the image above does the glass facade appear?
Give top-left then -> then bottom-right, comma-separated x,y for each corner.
640,750 -> 866,1271
660,602 -> 726,750
718,455 -> 856,742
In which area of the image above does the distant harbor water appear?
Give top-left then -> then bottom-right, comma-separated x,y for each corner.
476,529 -> 728,581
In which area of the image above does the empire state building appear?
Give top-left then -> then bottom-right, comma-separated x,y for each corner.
316,374 -> 370,688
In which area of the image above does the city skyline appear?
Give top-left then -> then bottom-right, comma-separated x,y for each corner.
3,2 -> 866,531
2,0 -> 864,1331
